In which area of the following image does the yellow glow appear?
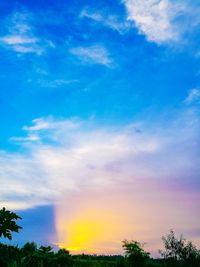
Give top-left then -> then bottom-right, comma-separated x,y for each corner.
55,185 -> 175,255
56,206 -> 121,254
68,218 -> 104,244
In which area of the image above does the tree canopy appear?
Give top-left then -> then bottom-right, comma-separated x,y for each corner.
122,240 -> 150,267
159,229 -> 200,266
0,207 -> 22,240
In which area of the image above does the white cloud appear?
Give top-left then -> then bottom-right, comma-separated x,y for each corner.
10,134 -> 40,143
80,9 -> 102,21
0,112 -> 199,211
0,11 -> 53,55
38,79 -> 78,88
185,88 -> 200,104
10,117 -> 80,144
24,118 -> 52,131
70,45 -> 112,66
124,0 -> 199,44
80,8 -> 130,34
23,117 -> 79,132
0,35 -> 37,45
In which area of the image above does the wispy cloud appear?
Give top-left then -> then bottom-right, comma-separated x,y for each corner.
2,110 -> 199,211
124,0 -> 200,44
10,134 -> 40,143
38,79 -> 78,88
0,11 -> 53,55
80,8 -> 130,34
0,35 -> 37,45
70,45 -> 112,66
23,117 -> 79,132
10,117 -> 80,144
185,88 -> 200,104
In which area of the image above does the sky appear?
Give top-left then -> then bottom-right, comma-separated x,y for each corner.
0,0 -> 200,256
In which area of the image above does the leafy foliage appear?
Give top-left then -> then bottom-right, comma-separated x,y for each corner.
159,229 -> 200,267
0,207 -> 22,240
123,240 -> 150,267
21,242 -> 37,256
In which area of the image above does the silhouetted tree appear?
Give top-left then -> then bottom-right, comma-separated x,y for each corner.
21,242 -> 37,256
37,245 -> 54,267
55,248 -> 72,266
159,229 -> 200,267
123,240 -> 150,267
159,230 -> 185,261
0,243 -> 21,267
0,207 -> 22,240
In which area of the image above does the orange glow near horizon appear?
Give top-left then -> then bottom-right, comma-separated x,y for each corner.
54,186 -> 160,255
55,204 -> 123,254
54,186 -> 137,254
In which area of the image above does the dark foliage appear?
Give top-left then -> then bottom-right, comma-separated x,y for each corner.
123,240 -> 150,267
0,207 -> 22,240
159,229 -> 200,267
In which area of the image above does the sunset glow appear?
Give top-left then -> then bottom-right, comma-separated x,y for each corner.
55,192 -> 124,254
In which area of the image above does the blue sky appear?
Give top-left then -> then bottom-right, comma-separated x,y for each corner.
0,0 -> 200,255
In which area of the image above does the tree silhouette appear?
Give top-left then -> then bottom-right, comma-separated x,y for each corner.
122,240 -> 150,267
22,242 -> 37,256
160,229 -> 200,267
159,230 -> 185,260
0,207 -> 22,240
55,248 -> 72,266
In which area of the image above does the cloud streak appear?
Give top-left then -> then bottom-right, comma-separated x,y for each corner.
0,11 -> 53,55
185,88 -> 200,104
80,8 -> 130,34
70,45 -> 112,66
